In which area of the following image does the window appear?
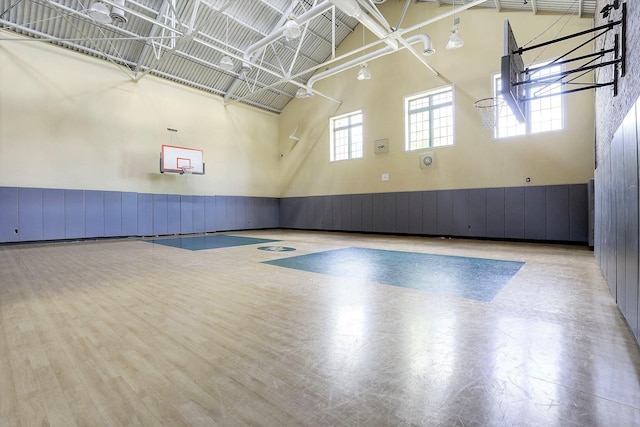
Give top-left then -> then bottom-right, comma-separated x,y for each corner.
404,86 -> 454,151
330,110 -> 363,161
493,62 -> 564,139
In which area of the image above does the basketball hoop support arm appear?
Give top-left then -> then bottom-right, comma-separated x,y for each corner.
513,2 -> 626,100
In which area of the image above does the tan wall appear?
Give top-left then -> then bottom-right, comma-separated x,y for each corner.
0,32 -> 281,197
1,4 -> 597,199
278,4 -> 596,197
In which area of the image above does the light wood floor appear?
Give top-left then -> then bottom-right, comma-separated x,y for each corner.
1,230 -> 639,426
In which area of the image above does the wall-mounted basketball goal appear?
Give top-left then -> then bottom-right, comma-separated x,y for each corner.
482,0 -> 627,128
160,144 -> 205,175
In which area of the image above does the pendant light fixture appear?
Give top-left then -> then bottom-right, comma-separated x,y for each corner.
219,15 -> 234,71
357,25 -> 371,81
88,1 -> 113,24
357,63 -> 371,80
283,16 -> 301,40
446,0 -> 464,50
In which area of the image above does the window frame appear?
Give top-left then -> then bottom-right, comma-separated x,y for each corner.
492,62 -> 566,140
329,109 -> 364,162
404,85 -> 455,152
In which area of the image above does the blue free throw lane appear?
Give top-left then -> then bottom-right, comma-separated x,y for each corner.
263,247 -> 524,302
147,235 -> 280,251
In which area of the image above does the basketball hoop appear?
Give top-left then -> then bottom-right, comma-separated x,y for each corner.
179,165 -> 194,175
474,97 -> 505,130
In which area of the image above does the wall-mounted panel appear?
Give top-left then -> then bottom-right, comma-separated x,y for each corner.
422,191 -> 437,235
505,187 -> 525,239
64,189 -> 85,239
85,191 -> 105,238
205,196 -> 216,232
289,197 -> 303,229
168,195 -> 181,234
215,196 -> 227,230
279,197 -> 292,228
137,193 -> 153,236
383,193 -> 397,233
121,192 -> 138,236
351,195 -> 363,232
181,196 -> 194,234
637,100 -> 640,341
360,194 -> 372,232
307,197 -> 322,229
468,189 -> 487,238
43,189 -> 65,240
396,192 -> 410,234
452,189 -> 468,237
104,191 -> 122,237
372,193 -> 384,233
340,195 -> 352,231
623,106 -> 639,339
19,188 -> 43,241
486,188 -> 505,239
263,198 -> 279,229
262,198 -> 274,229
569,185 -> 588,242
237,197 -> 248,230
603,152 -> 617,296
436,190 -> 453,236
546,186 -> 570,241
225,196 -> 238,230
613,128 -> 625,304
525,186 -> 546,240
0,187 -> 19,242
408,192 -> 422,235
271,199 -> 280,228
153,194 -> 168,236
245,198 -> 256,229
321,196 -> 333,230
193,196 -> 205,233
331,195 -> 342,231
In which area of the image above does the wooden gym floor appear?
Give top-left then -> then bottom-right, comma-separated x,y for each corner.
1,230 -> 639,426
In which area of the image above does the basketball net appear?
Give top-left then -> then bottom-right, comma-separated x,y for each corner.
474,97 -> 505,130
179,166 -> 194,175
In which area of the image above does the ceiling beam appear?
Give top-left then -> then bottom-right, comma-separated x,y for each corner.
493,0 -> 501,13
531,0 -> 538,15
578,0 -> 583,18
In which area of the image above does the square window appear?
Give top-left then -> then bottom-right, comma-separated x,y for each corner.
405,86 -> 454,151
330,110 -> 364,161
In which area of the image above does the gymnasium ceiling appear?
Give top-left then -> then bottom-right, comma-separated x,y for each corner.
1,0 -> 598,113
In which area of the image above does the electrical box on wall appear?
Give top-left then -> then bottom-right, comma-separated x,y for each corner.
374,139 -> 389,154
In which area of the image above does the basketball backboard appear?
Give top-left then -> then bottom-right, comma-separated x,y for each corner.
160,145 -> 205,175
500,20 -> 526,123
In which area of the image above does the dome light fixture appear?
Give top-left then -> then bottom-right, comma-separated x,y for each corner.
357,63 -> 371,81
88,2 -> 113,24
446,23 -> 464,50
445,2 -> 464,51
219,15 -> 234,71
283,18 -> 301,40
219,55 -> 234,71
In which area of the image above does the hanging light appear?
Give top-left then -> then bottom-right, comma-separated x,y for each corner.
357,63 -> 371,81
219,55 -> 234,71
88,2 -> 113,24
283,18 -> 301,40
356,25 -> 371,81
446,3 -> 464,50
296,87 -> 312,98
219,15 -> 234,71
446,21 -> 464,50
109,0 -> 127,23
